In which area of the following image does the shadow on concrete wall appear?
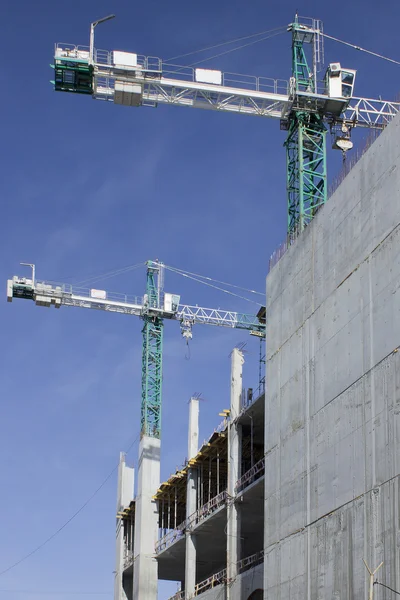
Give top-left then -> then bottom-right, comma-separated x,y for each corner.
247,590 -> 263,600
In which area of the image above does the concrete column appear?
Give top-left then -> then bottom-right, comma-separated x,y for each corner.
226,348 -> 244,593
133,436 -> 160,600
185,397 -> 199,599
114,453 -> 134,600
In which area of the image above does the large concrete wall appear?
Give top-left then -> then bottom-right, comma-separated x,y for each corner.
264,114 -> 400,599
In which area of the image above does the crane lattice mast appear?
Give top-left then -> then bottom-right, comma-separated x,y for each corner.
142,261 -> 164,438
286,16 -> 327,234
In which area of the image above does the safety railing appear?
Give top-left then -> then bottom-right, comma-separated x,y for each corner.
268,225 -> 302,271
235,457 -> 265,494
55,43 -> 90,60
14,277 -> 143,307
195,567 -> 227,595
155,522 -> 185,554
123,550 -> 134,569
188,490 -> 227,530
56,41 -> 289,97
237,549 -> 264,574
89,46 -> 290,96
156,491 -> 228,554
240,386 -> 265,413
196,417 -> 227,453
168,592 -> 185,600
167,549 -> 264,599
162,63 -> 288,95
178,418 -> 227,479
95,49 -> 162,73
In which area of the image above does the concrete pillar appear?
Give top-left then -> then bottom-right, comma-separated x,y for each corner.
226,348 -> 244,592
133,436 -> 160,600
185,397 -> 199,599
114,453 -> 134,600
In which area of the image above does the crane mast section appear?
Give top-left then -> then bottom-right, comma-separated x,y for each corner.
7,276 -> 265,335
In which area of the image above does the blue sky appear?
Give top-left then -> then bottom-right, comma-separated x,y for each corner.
1,0 -> 399,599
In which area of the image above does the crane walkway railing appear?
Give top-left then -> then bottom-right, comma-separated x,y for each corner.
235,457 -> 265,494
156,491 -> 228,554
167,549 -> 264,599
91,46 -> 289,97
11,276 -> 143,307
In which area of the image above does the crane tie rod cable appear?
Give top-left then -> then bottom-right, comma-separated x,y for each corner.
164,265 -> 262,305
72,261 -> 145,287
166,24 -> 287,62
185,29 -> 286,68
322,32 -> 400,66
164,28 -> 286,75
165,264 -> 264,296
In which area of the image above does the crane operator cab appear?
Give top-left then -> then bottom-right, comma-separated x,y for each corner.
324,63 -> 356,115
324,63 -> 357,153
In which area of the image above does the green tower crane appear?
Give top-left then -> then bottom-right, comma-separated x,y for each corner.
7,260 -> 265,439
46,14 -> 400,439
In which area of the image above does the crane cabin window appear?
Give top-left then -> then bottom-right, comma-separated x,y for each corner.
341,71 -> 355,98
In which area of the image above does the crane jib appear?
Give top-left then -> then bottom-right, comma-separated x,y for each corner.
7,277 -> 266,336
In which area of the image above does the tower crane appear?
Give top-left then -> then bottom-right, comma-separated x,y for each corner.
7,260 -> 265,439
52,14 -> 400,237
47,13 -> 400,442
28,17 -> 400,596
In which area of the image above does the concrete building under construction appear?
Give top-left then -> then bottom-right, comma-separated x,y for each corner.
114,111 -> 400,599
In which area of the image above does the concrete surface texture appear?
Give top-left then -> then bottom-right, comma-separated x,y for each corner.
185,398 -> 200,599
264,112 -> 400,599
133,435 -> 160,600
227,348 -> 244,588
114,454 -> 134,600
